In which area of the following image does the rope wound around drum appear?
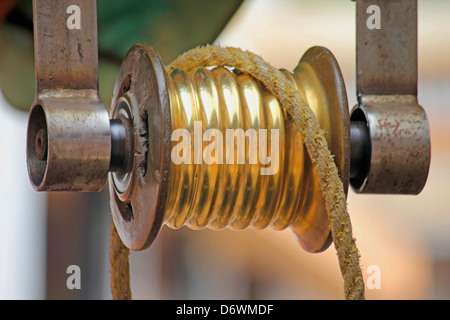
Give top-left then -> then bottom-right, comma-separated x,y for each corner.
109,44 -> 365,300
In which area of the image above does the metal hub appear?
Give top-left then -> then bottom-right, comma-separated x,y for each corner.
109,45 -> 171,251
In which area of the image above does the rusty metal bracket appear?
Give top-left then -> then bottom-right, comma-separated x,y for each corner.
350,0 -> 431,194
27,0 -> 118,192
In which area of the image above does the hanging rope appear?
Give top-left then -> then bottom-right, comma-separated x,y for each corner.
110,222 -> 132,300
110,45 -> 365,300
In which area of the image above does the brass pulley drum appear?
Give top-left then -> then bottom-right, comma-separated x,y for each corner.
108,44 -> 350,252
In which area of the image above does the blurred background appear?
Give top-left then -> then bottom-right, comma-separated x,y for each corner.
0,0 -> 449,300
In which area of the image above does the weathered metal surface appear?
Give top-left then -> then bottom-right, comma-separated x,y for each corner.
351,96 -> 430,194
33,0 -> 99,92
357,0 -> 417,96
27,95 -> 111,191
351,0 -> 431,194
27,0 -> 111,192
109,45 -> 172,251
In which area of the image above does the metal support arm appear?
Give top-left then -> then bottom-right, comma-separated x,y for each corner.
350,0 -> 431,194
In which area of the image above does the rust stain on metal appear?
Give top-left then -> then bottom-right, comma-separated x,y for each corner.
77,43 -> 84,62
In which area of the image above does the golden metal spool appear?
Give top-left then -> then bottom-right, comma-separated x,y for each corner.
109,44 -> 350,253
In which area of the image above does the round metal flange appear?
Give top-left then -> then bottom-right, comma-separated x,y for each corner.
109,44 -> 172,251
290,46 -> 350,253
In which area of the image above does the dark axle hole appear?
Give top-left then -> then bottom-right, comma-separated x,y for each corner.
35,128 -> 48,161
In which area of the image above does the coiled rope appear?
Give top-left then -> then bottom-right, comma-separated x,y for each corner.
110,45 -> 365,300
